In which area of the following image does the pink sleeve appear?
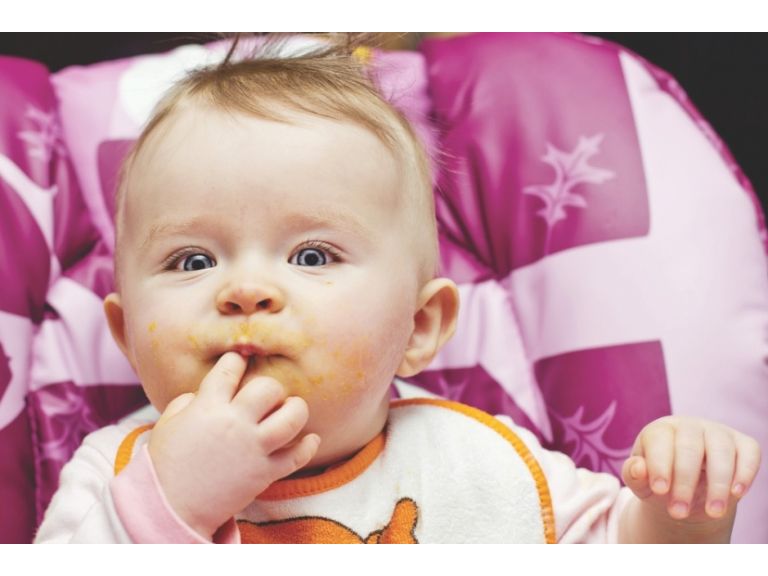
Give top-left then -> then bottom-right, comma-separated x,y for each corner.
537,446 -> 634,543
498,417 -> 634,543
110,445 -> 240,544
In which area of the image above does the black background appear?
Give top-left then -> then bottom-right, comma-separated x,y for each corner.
1,33 -> 765,214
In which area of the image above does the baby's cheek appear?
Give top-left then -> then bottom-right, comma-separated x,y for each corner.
323,335 -> 401,398
137,319 -> 189,358
130,319 -> 206,407
257,338 -> 368,403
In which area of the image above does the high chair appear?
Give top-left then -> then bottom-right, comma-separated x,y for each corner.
1,32 -> 765,543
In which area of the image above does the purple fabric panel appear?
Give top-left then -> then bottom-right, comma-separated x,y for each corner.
53,157 -> 99,273
437,232 -> 494,284
1,55 -> 143,542
406,365 -> 539,436
422,33 -> 649,277
0,178 -> 50,320
57,138 -> 136,298
98,139 -> 135,223
0,56 -> 54,187
0,410 -> 35,543
62,238 -> 118,300
0,55 -> 53,543
28,381 -> 148,530
0,56 -> 53,320
535,342 -> 671,477
0,55 -> 99,278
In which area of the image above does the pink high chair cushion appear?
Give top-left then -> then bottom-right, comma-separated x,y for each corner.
409,33 -> 768,543
0,55 -> 55,544
0,56 -> 148,543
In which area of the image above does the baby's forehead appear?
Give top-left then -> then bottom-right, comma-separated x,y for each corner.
129,101 -> 423,206
140,102 -> 400,171
126,103 -> 417,214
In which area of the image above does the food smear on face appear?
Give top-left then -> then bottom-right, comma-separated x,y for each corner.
187,334 -> 200,350
181,321 -> 373,402
148,321 -> 160,358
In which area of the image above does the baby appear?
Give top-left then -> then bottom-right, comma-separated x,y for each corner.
36,38 -> 761,544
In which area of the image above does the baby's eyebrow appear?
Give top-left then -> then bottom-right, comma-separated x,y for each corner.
140,211 -> 369,252
281,210 -> 369,238
140,217 -> 219,252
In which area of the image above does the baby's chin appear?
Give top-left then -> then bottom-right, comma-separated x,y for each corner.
299,437 -> 362,474
302,394 -> 390,467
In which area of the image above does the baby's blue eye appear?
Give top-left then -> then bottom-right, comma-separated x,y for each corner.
292,248 -> 328,267
182,253 -> 216,271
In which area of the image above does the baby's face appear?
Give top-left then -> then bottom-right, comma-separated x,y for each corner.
110,104 -> 425,466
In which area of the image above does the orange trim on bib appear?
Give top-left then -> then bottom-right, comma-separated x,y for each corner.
114,424 -> 154,476
391,398 -> 557,544
258,431 -> 385,501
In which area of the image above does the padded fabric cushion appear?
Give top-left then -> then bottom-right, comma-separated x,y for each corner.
408,33 -> 768,543
0,55 -> 147,543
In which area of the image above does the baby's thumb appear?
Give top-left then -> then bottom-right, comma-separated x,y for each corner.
622,456 -> 654,499
157,392 -> 196,424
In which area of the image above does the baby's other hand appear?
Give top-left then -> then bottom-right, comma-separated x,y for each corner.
147,352 -> 321,539
621,416 -> 761,524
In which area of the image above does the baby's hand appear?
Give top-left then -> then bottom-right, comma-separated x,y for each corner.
147,352 -> 320,539
621,416 -> 761,525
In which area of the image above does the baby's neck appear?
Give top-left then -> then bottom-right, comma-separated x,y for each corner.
285,454 -> 353,479
284,423 -> 388,480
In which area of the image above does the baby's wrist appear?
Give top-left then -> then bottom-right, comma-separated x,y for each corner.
631,496 -> 735,543
145,443 -> 224,539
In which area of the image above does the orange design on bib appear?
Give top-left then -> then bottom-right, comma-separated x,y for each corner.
238,497 -> 418,544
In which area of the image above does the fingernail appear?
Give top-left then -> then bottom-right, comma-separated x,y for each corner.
732,483 -> 746,497
630,461 -> 643,479
652,478 -> 668,494
708,500 -> 725,517
671,501 -> 689,518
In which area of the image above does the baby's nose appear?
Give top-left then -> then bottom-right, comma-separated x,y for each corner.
216,282 -> 285,315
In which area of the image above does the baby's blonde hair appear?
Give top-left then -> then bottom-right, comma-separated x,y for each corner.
114,34 -> 438,287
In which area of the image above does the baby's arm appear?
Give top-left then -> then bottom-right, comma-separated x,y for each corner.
618,417 -> 761,543
495,416 -> 635,543
147,351 -> 321,540
36,352 -> 319,543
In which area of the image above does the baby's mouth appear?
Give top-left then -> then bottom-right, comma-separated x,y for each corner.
221,344 -> 286,374
196,320 -> 308,363
230,343 -> 268,357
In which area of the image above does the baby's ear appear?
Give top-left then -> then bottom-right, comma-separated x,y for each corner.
104,293 -> 131,360
396,278 -> 459,378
